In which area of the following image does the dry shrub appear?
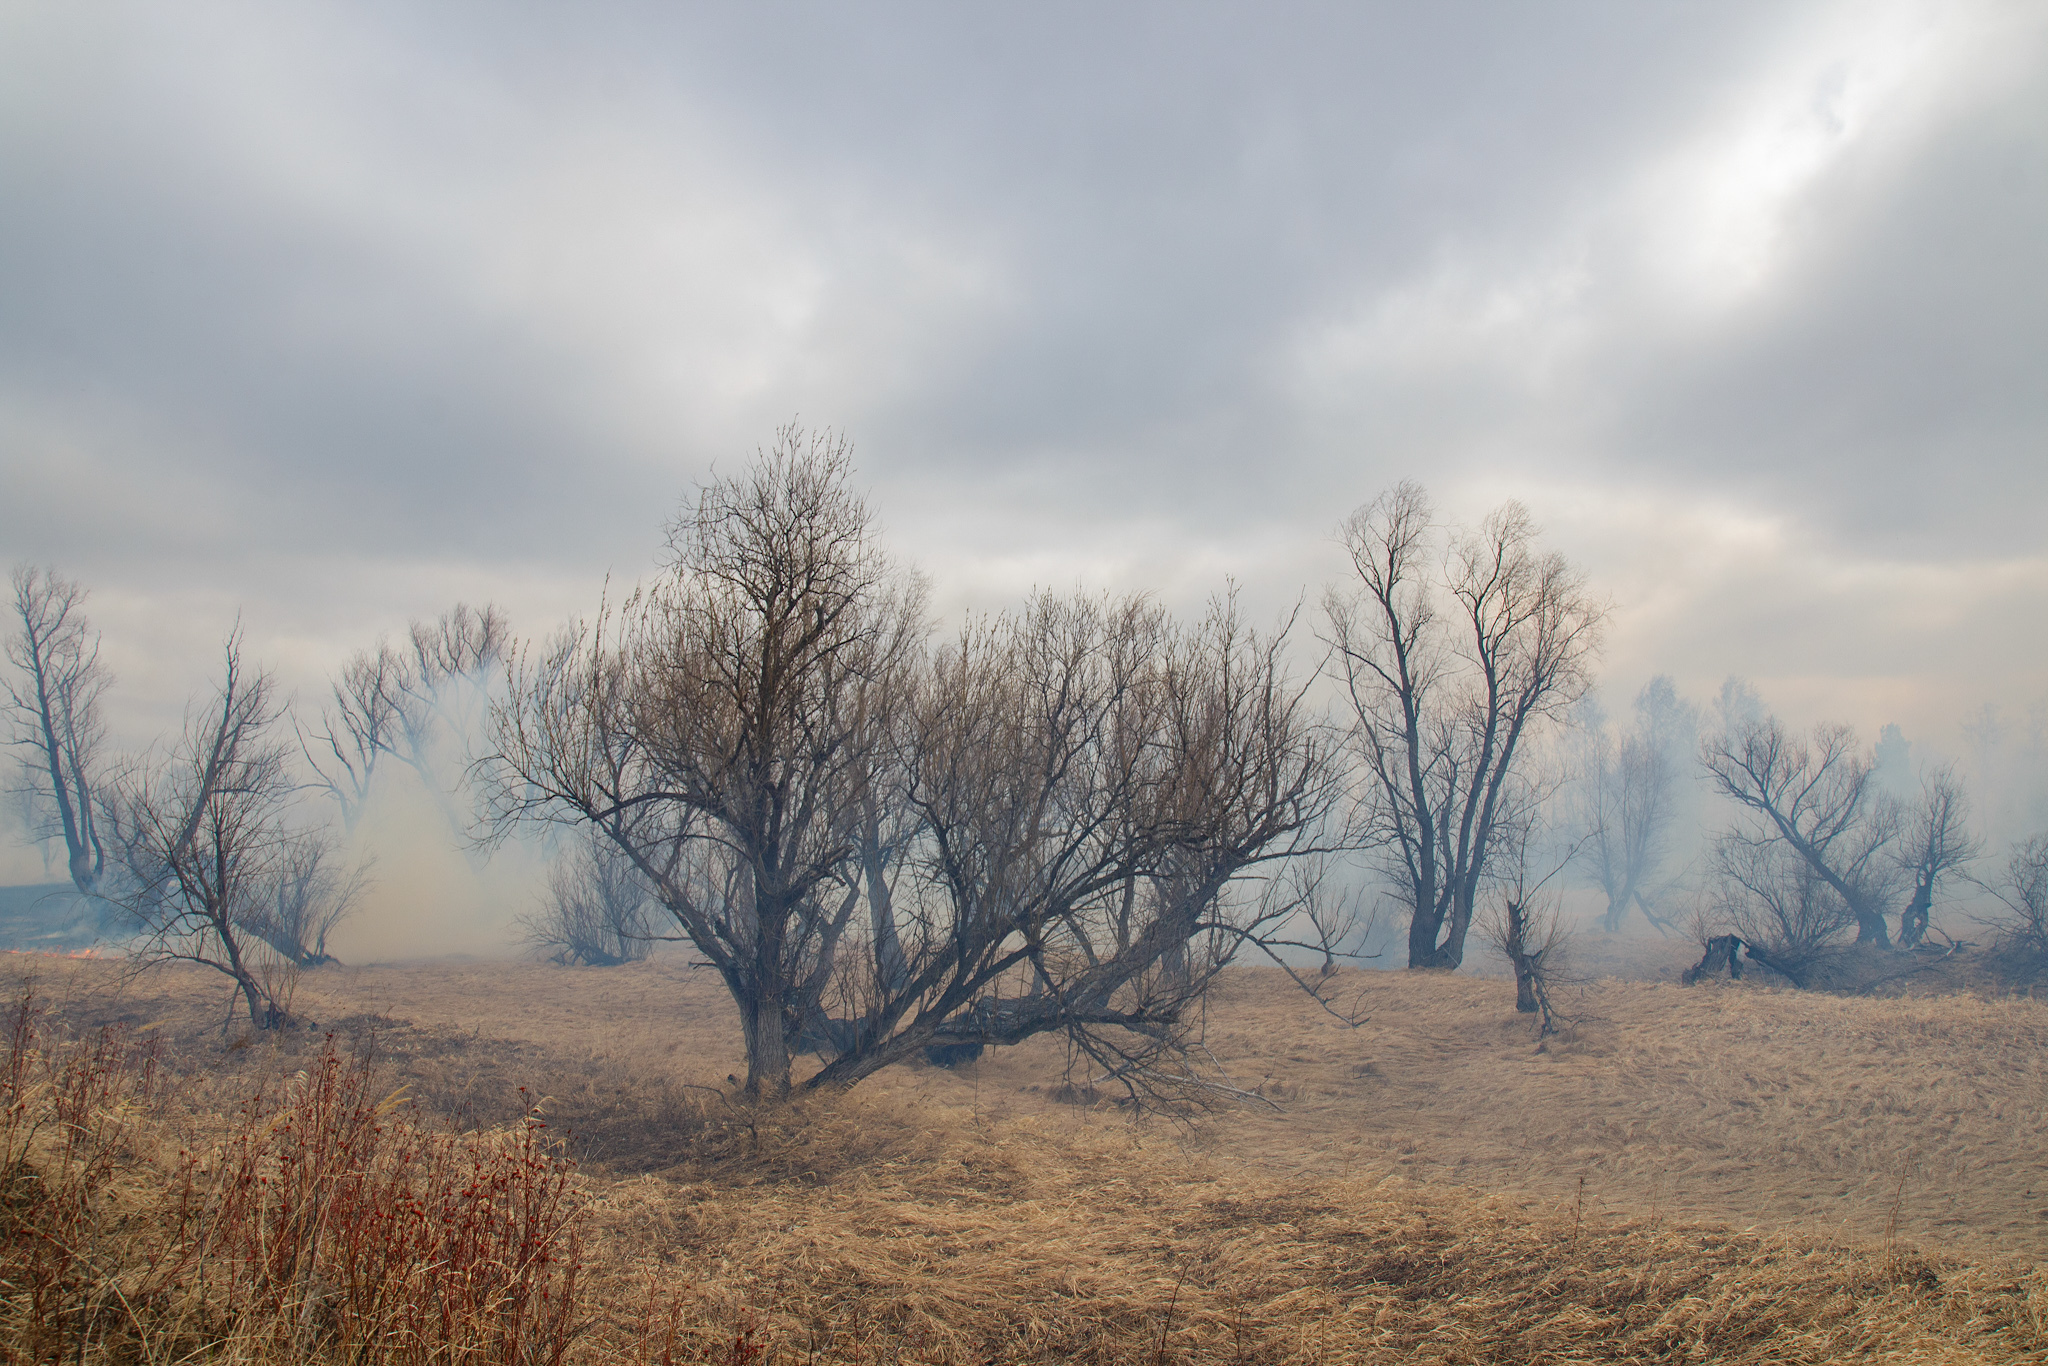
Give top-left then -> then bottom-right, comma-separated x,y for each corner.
0,986 -> 589,1364
0,988 -> 168,1358
177,1047 -> 585,1364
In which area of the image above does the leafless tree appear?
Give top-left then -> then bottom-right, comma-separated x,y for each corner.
236,835 -> 364,968
488,428 -> 1337,1102
1575,677 -> 1695,933
1702,717 -> 1903,947
521,829 -> 655,966
866,589 -> 1336,1107
100,631 -> 356,1028
488,428 -> 925,1095
1892,764 -> 1980,948
1324,483 -> 1605,970
1981,834 -> 2048,979
3,567 -> 112,898
1706,836 -> 1853,985
1477,818 -> 1576,1032
306,602 -> 509,837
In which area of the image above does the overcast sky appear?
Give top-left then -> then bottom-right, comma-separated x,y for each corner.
4,1 -> 2044,762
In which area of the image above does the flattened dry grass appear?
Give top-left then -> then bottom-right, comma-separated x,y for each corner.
574,1091 -> 2048,1364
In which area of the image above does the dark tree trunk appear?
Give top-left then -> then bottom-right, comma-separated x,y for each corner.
1504,900 -> 1539,1012
1898,879 -> 1932,949
1850,904 -> 1893,948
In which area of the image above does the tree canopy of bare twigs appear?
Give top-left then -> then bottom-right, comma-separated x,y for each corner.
1703,718 -> 1901,948
521,829 -> 655,967
1983,833 -> 2048,976
1702,715 -> 1977,956
99,631 -> 360,1027
305,602 -> 508,838
486,427 -> 1338,1101
873,588 -> 1338,1103
1324,483 -> 1604,970
3,566 -> 112,898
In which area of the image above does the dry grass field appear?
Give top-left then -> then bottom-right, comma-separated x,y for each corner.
8,943 -> 2047,1363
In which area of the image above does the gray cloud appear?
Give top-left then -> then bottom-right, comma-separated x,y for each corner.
0,0 -> 2041,756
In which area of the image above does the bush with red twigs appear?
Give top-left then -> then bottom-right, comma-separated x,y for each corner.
0,989 -> 592,1363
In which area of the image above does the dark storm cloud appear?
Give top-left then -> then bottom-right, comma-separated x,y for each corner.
0,0 -> 2041,749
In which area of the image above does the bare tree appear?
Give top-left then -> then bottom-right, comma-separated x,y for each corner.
236,835 -> 364,968
1981,833 -> 2048,979
1702,717 -> 1902,947
1576,677 -> 1696,934
306,603 -> 509,837
100,631 -> 353,1028
1475,815 -> 1577,1032
3,567 -> 112,898
862,589 -> 1336,1106
1706,836 -> 1852,985
1892,764 -> 1980,948
521,830 -> 655,966
488,429 -> 1336,1101
1325,484 -> 1605,969
489,428 -> 923,1096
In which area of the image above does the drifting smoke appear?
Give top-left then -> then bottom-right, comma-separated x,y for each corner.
296,632 -> 564,965
322,770 -> 553,963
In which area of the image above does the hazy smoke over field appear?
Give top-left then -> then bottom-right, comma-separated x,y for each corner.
323,775 -> 549,963
288,621 -> 562,964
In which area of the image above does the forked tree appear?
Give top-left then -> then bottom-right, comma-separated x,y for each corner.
1893,765 -> 1979,948
487,427 -> 1336,1099
100,632 -> 357,1027
1324,484 -> 1604,970
3,567 -> 113,898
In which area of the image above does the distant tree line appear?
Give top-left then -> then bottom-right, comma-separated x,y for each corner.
8,424 -> 2044,1073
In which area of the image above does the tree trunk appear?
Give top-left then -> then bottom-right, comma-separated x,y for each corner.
740,990 -> 792,1097
1406,907 -> 1441,968
1504,901 -> 1539,1012
1850,901 -> 1893,948
1898,879 -> 1932,949
863,815 -> 908,995
1407,890 -> 1471,970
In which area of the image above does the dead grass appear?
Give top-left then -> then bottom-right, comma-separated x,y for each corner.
579,1113 -> 2048,1364
6,947 -> 2047,1362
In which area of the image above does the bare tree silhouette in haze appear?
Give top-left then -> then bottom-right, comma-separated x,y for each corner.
1983,833 -> 2048,982
4,566 -> 112,900
521,828 -> 655,967
487,426 -> 1337,1101
1575,677 -> 1696,934
306,602 -> 509,841
101,631 -> 361,1028
1704,718 -> 1902,948
1893,765 -> 1979,949
1703,715 -> 1979,959
1324,483 -> 1604,970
